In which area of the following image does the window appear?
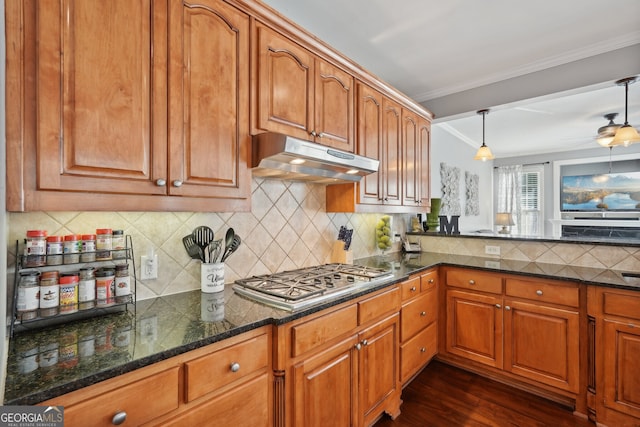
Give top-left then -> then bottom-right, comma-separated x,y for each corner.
519,165 -> 543,236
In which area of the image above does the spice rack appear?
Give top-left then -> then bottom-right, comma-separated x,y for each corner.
10,235 -> 137,337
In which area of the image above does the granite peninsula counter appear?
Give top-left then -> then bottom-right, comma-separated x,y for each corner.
5,251 -> 639,405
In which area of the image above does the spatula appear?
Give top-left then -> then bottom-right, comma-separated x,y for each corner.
192,226 -> 214,263
183,234 -> 203,261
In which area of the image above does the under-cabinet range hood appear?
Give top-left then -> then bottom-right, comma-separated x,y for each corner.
251,133 -> 379,184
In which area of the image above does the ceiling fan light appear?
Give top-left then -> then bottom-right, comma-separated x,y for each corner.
474,144 -> 495,161
596,135 -> 614,147
610,124 -> 640,147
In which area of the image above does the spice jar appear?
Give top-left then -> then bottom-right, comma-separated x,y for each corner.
81,234 -> 96,262
78,267 -> 96,310
25,230 -> 47,267
115,264 -> 131,303
112,230 -> 126,259
95,267 -> 115,307
96,229 -> 113,260
17,271 -> 40,321
59,274 -> 79,314
46,236 -> 63,266
63,234 -> 81,264
39,271 -> 60,317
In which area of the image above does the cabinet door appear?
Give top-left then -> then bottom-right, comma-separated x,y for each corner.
603,319 -> 640,418
503,300 -> 579,393
256,24 -> 314,140
357,84 -> 384,205
359,314 -> 401,426
446,289 -> 503,368
36,0 -> 167,195
402,110 -> 420,207
292,334 -> 358,427
381,98 -> 402,206
314,60 -> 354,151
417,116 -> 431,206
167,0 -> 250,200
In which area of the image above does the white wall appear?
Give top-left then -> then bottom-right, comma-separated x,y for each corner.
430,125 -> 494,232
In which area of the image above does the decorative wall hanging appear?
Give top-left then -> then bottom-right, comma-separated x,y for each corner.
440,162 -> 461,216
465,171 -> 480,216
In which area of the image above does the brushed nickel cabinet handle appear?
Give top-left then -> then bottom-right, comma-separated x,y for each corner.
172,180 -> 183,187
420,311 -> 426,316
469,280 -> 476,285
495,304 -> 501,309
230,362 -> 240,372
420,347 -> 426,353
505,306 -> 511,311
536,290 -> 543,296
112,411 -> 127,425
155,179 -> 166,186
410,286 -> 417,292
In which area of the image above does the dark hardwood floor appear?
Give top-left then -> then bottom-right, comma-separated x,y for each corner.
375,361 -> 593,427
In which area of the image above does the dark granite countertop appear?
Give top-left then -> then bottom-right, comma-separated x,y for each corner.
5,252 -> 639,405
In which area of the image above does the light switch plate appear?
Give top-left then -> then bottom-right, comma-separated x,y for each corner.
485,245 -> 501,256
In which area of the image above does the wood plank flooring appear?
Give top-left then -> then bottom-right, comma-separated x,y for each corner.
374,361 -> 593,427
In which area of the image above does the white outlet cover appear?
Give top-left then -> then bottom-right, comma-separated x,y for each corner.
141,254 -> 158,280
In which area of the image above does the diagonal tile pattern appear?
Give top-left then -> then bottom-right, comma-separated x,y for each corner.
6,178 -> 406,302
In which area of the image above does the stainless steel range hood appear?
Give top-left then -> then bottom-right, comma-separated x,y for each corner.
251,133 -> 379,184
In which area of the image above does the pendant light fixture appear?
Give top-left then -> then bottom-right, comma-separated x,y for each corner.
609,77 -> 640,147
595,113 -> 620,147
474,109 -> 495,161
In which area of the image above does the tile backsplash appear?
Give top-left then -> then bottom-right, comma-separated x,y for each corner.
6,178 -> 408,304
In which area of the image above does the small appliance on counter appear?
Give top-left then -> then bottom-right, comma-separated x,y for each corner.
402,238 -> 421,253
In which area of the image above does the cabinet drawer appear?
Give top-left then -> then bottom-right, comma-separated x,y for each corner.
358,286 -> 401,325
602,290 -> 640,320
292,304 -> 358,357
185,333 -> 269,402
63,366 -> 180,426
158,372 -> 270,427
401,288 -> 437,342
421,269 -> 438,292
401,276 -> 421,301
505,278 -> 579,307
401,322 -> 437,384
446,268 -> 502,294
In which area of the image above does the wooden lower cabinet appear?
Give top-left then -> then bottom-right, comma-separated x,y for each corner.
504,299 -> 579,393
446,289 -> 503,369
41,327 -> 272,427
279,285 -> 402,427
442,267 -> 582,403
588,286 -> 640,426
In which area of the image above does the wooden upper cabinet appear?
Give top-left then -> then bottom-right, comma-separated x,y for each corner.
402,109 -> 431,208
167,0 -> 250,199
36,0 -> 166,196
381,97 -> 402,206
255,23 -> 354,152
356,84 -> 383,205
8,0 -> 251,211
418,116 -> 431,206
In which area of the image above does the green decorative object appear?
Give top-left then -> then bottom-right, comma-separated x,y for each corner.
426,198 -> 441,232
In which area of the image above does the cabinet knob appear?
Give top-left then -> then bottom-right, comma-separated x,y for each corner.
469,280 -> 476,285
112,411 -> 127,425
410,286 -> 417,292
420,311 -> 427,316
230,362 -> 240,373
172,180 -> 183,187
420,347 -> 426,353
155,179 -> 166,187
428,279 -> 434,284
384,197 -> 389,202
495,304 -> 501,309
355,343 -> 362,350
505,305 -> 511,311
362,339 -> 368,346
536,290 -> 543,296
310,130 -> 318,137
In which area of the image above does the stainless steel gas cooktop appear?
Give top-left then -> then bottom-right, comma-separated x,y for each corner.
232,263 -> 394,311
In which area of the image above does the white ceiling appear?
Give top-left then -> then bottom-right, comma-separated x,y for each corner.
261,0 -> 640,158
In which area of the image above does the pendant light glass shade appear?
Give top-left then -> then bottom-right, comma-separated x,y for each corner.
474,109 -> 495,161
609,77 -> 640,147
595,113 -> 620,147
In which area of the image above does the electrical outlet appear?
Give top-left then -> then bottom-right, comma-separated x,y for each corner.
141,254 -> 158,280
485,245 -> 501,256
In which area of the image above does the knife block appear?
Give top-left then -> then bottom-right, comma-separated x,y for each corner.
331,240 -> 353,264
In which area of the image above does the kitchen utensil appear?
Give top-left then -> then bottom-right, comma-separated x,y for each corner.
208,239 -> 223,263
221,235 -> 241,262
220,228 -> 235,263
183,235 -> 203,261
192,226 -> 214,262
